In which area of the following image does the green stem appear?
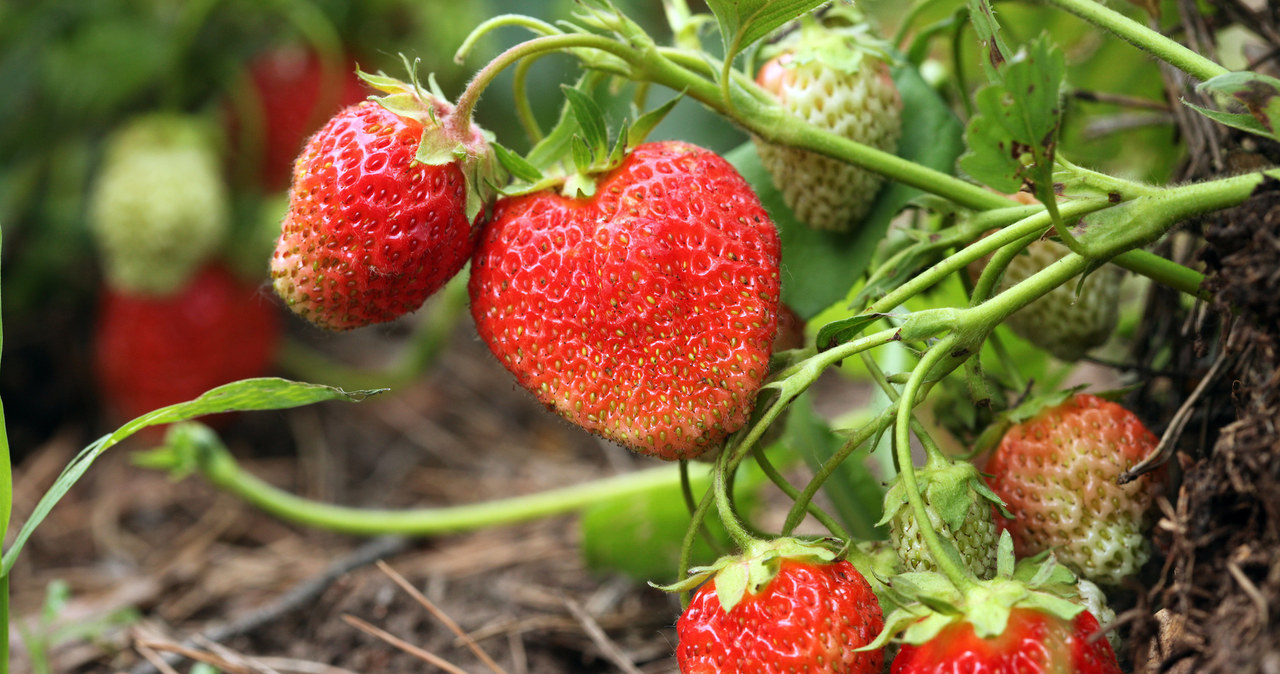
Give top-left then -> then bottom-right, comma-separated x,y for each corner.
680,460 -> 725,557
513,54 -> 546,144
894,336 -> 976,591
452,33 -> 633,133
453,14 -> 562,64
191,439 -> 687,536
780,402 -> 898,536
713,442 -> 757,549
751,446 -> 850,541
1041,0 -> 1229,82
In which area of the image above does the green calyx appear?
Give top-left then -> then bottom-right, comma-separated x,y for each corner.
491,82 -> 683,201
879,454 -> 1007,534
359,60 -> 503,223
653,537 -> 840,613
763,3 -> 896,75
859,531 -> 1087,651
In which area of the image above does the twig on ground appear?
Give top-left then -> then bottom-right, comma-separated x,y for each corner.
342,614 -> 470,674
374,559 -> 508,674
562,596 -> 644,674
130,535 -> 409,674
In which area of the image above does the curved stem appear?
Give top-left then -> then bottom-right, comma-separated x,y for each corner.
452,33 -> 634,132
780,402 -> 898,536
894,336 -> 976,591
191,439 -> 687,536
0,228 -> 9,671
512,54 -> 546,144
1042,0 -> 1229,82
453,14 -> 562,64
714,441 -> 757,549
751,446 -> 850,541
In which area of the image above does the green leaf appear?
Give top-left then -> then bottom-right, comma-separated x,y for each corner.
1194,71 -> 1280,141
705,0 -> 829,65
959,34 -> 1065,197
561,85 -> 609,158
727,61 -> 965,319
627,93 -> 683,148
1,378 -> 383,575
814,313 -> 887,352
783,393 -> 885,539
966,0 -> 1012,81
1184,101 -> 1280,142
492,142 -> 544,184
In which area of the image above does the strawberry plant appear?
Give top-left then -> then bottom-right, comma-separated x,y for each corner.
5,0 -> 1280,671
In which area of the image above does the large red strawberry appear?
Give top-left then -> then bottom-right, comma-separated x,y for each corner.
891,606 -> 1121,673
753,9 -> 902,232
671,539 -> 884,673
94,264 -> 280,424
228,46 -> 368,190
468,141 -> 781,460
271,73 -> 499,331
983,393 -> 1163,585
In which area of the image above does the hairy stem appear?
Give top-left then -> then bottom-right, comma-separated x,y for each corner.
1042,0 -> 1228,82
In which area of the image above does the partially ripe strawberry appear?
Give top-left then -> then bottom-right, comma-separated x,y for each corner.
983,394 -> 1163,585
672,540 -> 884,673
94,264 -> 280,424
891,606 -> 1122,673
271,74 -> 499,331
996,239 -> 1122,361
228,46 -> 368,190
468,141 -> 781,460
88,113 -> 230,296
753,17 -> 902,232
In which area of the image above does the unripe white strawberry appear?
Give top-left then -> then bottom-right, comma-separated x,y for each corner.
998,239 -> 1122,361
880,457 -> 1002,579
88,114 -> 230,295
753,19 -> 902,232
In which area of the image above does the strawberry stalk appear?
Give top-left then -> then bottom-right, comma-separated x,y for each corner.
1043,0 -> 1227,81
892,335 -> 977,591
142,425 -> 699,536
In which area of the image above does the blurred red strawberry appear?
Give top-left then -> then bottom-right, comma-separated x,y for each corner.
93,264 -> 281,426
227,46 -> 367,190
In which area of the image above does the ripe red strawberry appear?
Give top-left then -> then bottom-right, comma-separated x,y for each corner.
673,540 -> 884,673
94,264 -> 280,424
228,46 -> 368,190
753,12 -> 902,231
468,141 -> 781,460
271,73 -> 498,331
983,394 -> 1163,586
891,606 -> 1121,673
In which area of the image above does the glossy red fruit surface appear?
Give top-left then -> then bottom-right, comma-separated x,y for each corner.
678,559 -> 885,673
468,141 -> 781,460
271,101 -> 477,331
892,607 -> 1122,673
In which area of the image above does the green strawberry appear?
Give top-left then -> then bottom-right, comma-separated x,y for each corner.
996,239 -> 1122,361
753,12 -> 902,231
983,393 -> 1164,586
881,455 -> 1002,579
88,113 -> 230,295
